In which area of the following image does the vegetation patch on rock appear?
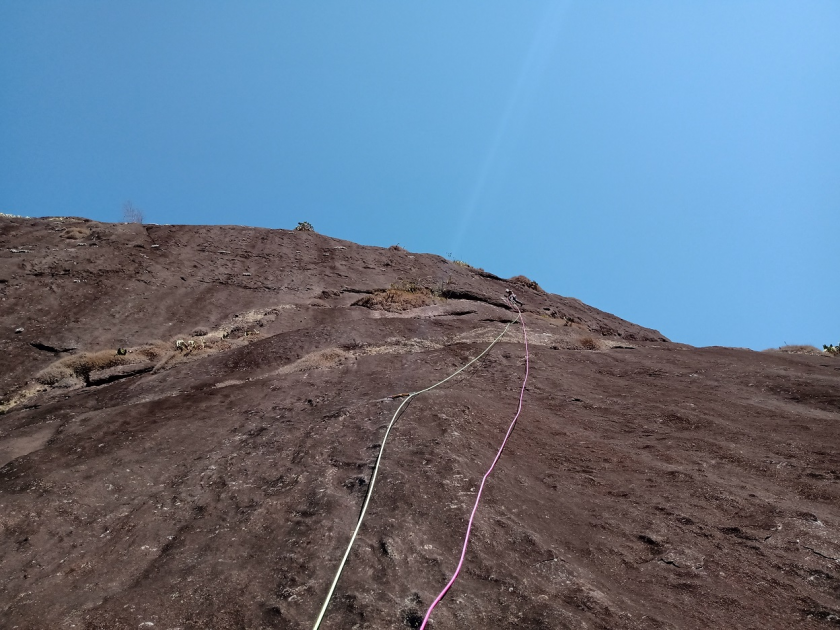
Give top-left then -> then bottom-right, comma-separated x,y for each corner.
768,344 -> 824,356
510,274 -> 543,292
352,281 -> 439,312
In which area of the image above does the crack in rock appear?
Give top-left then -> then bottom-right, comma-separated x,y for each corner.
803,545 -> 840,563
30,342 -> 78,354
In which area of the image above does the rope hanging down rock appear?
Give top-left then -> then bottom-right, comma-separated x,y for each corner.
419,302 -> 529,629
311,312 -> 522,630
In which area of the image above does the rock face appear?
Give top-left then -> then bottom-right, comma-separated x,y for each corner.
0,215 -> 838,629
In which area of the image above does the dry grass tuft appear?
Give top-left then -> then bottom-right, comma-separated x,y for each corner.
35,347 -> 155,385
0,385 -> 48,414
353,282 -> 438,312
275,348 -> 353,375
60,351 -> 137,380
136,341 -> 173,361
510,275 -> 543,292
768,345 -> 823,356
578,336 -> 599,351
391,279 -> 427,293
34,364 -> 75,385
453,260 -> 490,274
61,227 -> 90,240
12,310 -> 288,413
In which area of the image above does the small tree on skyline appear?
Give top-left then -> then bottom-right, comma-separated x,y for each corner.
123,201 -> 144,224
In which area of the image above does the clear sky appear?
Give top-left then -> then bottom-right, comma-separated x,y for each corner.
1,2 -> 838,350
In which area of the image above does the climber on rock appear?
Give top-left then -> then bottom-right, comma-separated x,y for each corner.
505,289 -> 523,308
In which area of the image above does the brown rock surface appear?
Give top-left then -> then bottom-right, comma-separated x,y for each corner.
0,215 -> 838,629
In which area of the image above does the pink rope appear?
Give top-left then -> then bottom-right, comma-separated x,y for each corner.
419,304 -> 529,629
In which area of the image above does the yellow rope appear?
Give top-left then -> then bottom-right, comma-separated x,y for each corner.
311,314 -> 521,630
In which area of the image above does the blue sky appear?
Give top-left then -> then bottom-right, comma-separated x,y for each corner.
1,1 -> 837,350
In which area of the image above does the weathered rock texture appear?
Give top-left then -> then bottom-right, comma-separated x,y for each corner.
0,216 -> 838,629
